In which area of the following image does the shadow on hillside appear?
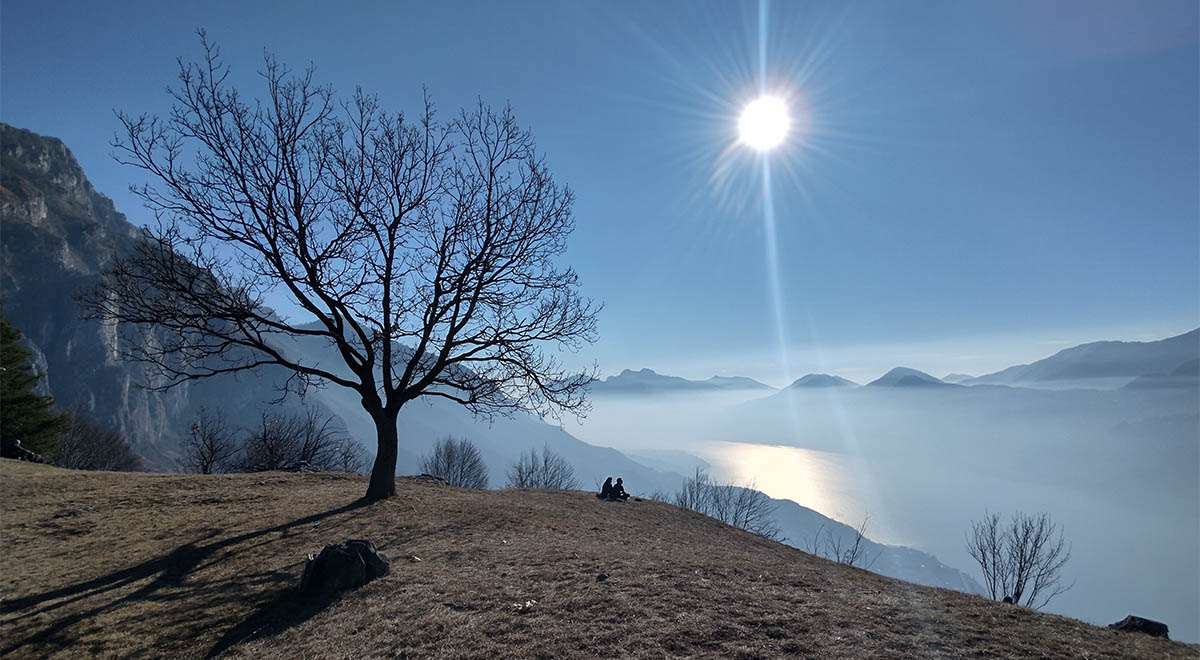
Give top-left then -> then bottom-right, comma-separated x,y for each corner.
204,588 -> 340,658
0,498 -> 368,657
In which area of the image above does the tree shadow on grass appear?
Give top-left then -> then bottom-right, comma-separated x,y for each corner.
204,587 -> 341,658
1,498 -> 368,657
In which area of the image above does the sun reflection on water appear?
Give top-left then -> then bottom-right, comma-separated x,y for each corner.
703,441 -> 905,545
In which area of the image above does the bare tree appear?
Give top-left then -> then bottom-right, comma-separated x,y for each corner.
235,407 -> 361,473
673,468 -> 782,541
966,512 -> 1007,601
236,411 -> 304,472
674,468 -> 716,514
805,514 -> 881,569
644,489 -> 672,503
966,511 -> 1073,609
505,445 -> 579,489
55,414 -> 145,472
183,407 -> 237,474
78,33 -> 599,501
1005,512 -> 1073,609
335,439 -> 369,474
419,436 -> 489,488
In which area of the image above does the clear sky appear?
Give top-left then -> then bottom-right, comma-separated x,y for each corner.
3,0 -> 1197,385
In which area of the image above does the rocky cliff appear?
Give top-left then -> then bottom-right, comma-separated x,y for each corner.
0,124 -> 312,469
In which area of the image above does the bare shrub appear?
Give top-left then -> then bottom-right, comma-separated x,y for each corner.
235,408 -> 363,473
505,445 -> 578,489
183,407 -> 237,474
419,437 -> 489,488
966,511 -> 1073,609
805,514 -> 881,569
335,440 -> 370,475
645,489 -> 672,503
674,468 -> 782,541
55,414 -> 144,472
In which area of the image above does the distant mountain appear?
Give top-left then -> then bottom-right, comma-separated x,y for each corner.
941,373 -> 974,384
706,375 -> 775,390
966,329 -> 1200,389
866,367 -> 951,388
590,368 -> 775,394
1122,358 -> 1200,390
787,374 -> 858,388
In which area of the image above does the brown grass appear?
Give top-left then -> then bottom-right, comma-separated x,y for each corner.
0,459 -> 1194,659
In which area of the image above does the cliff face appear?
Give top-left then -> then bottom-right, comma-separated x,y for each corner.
0,124 -> 306,469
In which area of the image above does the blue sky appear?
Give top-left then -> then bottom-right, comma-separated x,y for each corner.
3,0 -> 1197,385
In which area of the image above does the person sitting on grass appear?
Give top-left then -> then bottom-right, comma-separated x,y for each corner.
596,476 -> 613,500
609,477 -> 629,502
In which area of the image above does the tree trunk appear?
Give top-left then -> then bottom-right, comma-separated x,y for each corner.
365,410 -> 399,501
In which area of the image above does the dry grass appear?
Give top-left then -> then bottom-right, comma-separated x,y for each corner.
0,459 -> 1193,659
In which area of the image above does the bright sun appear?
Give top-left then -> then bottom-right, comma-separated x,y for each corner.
738,95 -> 790,151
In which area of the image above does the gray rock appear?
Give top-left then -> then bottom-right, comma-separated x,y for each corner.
1108,615 -> 1169,639
345,539 -> 390,580
299,539 -> 389,595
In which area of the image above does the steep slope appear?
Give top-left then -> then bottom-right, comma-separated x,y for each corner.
768,497 -> 982,594
1122,358 -> 1200,390
0,124 -> 314,468
967,329 -> 1200,389
0,461 -> 1188,659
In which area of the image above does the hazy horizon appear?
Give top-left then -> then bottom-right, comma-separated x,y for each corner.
588,323 -> 1199,387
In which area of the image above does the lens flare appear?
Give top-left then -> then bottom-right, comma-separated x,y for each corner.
738,95 -> 790,151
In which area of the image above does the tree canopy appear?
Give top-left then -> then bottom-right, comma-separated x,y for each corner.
0,314 -> 67,459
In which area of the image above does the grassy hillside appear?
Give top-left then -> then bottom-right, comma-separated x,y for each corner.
0,460 -> 1192,659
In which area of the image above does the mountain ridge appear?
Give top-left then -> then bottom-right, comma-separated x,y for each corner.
788,373 -> 859,388
966,329 -> 1200,389
867,367 -> 952,388
589,367 -> 775,394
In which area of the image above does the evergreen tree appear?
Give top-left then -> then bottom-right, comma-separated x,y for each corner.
0,314 -> 67,458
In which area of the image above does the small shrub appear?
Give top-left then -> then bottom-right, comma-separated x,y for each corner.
234,407 -> 364,473
55,414 -> 144,472
183,407 -> 237,474
419,437 -> 489,488
674,468 -> 782,541
505,445 -> 578,489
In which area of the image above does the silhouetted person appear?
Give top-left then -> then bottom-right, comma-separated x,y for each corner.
597,477 -> 613,500
610,477 -> 629,501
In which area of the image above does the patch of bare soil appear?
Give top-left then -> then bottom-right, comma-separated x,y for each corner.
0,459 -> 1193,659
